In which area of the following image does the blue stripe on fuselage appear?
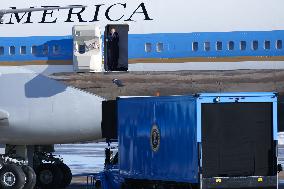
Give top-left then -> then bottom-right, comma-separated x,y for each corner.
0,30 -> 284,62
0,36 -> 73,62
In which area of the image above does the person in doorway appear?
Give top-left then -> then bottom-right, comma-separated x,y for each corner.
107,28 -> 119,71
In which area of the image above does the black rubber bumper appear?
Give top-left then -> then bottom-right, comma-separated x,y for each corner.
202,176 -> 277,189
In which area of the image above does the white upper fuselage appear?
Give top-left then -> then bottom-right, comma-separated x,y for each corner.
1,0 -> 284,37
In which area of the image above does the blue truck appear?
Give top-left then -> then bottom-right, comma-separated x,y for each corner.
98,92 -> 279,189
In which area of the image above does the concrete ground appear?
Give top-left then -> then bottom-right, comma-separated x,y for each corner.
60,143 -> 284,189
67,175 -> 284,189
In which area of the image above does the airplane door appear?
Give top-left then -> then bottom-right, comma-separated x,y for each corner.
104,24 -> 129,71
73,25 -> 103,72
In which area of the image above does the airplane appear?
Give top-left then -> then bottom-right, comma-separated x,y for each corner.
0,0 -> 284,189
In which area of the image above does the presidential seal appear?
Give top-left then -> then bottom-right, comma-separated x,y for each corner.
150,124 -> 160,152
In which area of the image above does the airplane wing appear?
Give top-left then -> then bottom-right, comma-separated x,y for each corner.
0,5 -> 86,20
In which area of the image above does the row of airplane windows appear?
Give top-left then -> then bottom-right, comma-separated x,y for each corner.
0,39 -> 283,56
145,40 -> 283,53
0,45 -> 61,56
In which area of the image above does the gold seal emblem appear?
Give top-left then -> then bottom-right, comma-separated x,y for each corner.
150,124 -> 160,152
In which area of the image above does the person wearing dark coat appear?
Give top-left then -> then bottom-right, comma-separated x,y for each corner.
107,28 -> 119,71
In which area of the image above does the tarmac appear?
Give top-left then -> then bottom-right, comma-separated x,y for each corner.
54,143 -> 284,189
54,143 -> 115,189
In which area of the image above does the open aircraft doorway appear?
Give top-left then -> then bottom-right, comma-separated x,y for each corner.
104,24 -> 129,71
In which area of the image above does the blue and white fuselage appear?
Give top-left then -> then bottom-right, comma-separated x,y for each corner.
1,0 -> 284,72
0,4 -> 282,189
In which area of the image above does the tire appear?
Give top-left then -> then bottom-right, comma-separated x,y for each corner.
22,165 -> 36,189
56,163 -> 72,188
0,164 -> 26,189
35,163 -> 63,189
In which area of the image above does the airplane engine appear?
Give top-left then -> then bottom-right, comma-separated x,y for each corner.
0,67 -> 105,189
0,67 -> 104,145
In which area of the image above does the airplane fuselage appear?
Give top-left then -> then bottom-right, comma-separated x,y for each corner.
0,0 -> 283,70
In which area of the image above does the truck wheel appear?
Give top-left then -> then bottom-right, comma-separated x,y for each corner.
35,163 -> 63,189
0,164 -> 26,189
22,165 -> 36,189
56,163 -> 72,188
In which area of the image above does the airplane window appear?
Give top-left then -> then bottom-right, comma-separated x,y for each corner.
31,46 -> 37,55
9,46 -> 16,55
240,41 -> 246,51
145,43 -> 152,53
204,42 -> 210,51
192,42 -> 198,52
43,44 -> 49,55
216,41 -> 222,51
53,45 -> 60,55
252,41 -> 258,50
264,41 -> 270,50
228,41 -> 234,50
156,43 -> 164,52
79,45 -> 86,54
20,46 -> 27,55
0,47 -> 4,56
276,40 -> 282,50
